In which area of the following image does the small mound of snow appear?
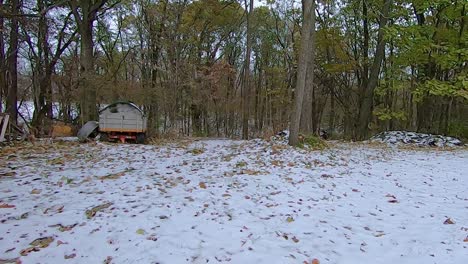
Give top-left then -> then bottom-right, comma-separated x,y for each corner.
370,131 -> 463,147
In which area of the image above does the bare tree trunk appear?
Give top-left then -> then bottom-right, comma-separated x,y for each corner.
6,0 -> 20,125
70,0 -> 109,124
0,0 -> 5,113
356,0 -> 392,140
242,0 -> 253,139
289,0 -> 315,146
328,88 -> 335,137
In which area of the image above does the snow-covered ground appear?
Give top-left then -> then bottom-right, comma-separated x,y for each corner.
0,139 -> 467,264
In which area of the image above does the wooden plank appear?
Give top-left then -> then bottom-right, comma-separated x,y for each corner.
0,114 -> 9,142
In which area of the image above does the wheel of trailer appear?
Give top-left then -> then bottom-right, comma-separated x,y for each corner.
136,133 -> 145,144
100,132 -> 108,142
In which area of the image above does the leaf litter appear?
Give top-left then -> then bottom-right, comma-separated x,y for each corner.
0,139 -> 467,263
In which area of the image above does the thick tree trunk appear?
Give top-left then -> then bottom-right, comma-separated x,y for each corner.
0,0 -> 5,113
289,0 -> 315,146
80,21 -> 98,123
70,0 -> 108,124
356,0 -> 392,140
6,0 -> 20,125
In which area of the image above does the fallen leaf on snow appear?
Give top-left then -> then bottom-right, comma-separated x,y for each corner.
85,202 -> 112,219
64,253 -> 76,259
199,182 -> 207,189
444,218 -> 455,225
104,256 -> 113,264
57,240 -> 68,246
146,234 -> 158,241
242,169 -> 261,175
43,205 -> 64,214
0,203 -> 15,208
30,237 -> 54,248
136,228 -> 146,235
286,217 -> 294,223
99,171 -> 126,180
30,189 -> 41,194
292,236 -> 299,243
19,247 -> 40,256
0,258 -> 21,264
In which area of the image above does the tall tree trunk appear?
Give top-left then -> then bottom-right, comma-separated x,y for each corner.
289,0 -> 315,146
80,19 -> 97,124
242,0 -> 253,139
6,0 -> 20,125
356,0 -> 392,140
70,0 -> 109,124
0,0 -> 5,113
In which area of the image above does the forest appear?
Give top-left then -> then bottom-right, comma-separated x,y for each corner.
0,0 -> 467,142
1,1 -> 468,263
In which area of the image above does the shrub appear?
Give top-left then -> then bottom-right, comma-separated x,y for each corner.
297,134 -> 327,150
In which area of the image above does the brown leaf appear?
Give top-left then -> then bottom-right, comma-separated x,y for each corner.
0,258 -> 21,264
30,189 -> 42,195
99,171 -> 126,180
0,203 -> 15,208
57,240 -> 68,246
463,235 -> 468,242
388,199 -> 398,203
19,247 -> 40,256
443,218 -> 455,225
85,203 -> 112,219
292,236 -> 299,243
64,253 -> 76,259
30,237 -> 54,248
57,223 -> 77,232
243,169 -> 261,175
199,182 -> 207,189
104,256 -> 113,264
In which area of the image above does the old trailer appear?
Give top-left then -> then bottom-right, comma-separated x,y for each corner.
99,102 -> 147,143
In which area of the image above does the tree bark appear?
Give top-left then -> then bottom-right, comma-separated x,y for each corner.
70,0 -> 109,124
356,0 -> 392,140
289,0 -> 315,146
242,0 -> 253,139
6,0 -> 20,125
0,0 -> 5,113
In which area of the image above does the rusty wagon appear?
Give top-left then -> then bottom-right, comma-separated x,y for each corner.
98,101 -> 147,143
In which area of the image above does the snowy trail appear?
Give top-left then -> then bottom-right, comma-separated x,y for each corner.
0,140 -> 467,264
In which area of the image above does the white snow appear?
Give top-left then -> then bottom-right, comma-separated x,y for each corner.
369,131 -> 464,147
1,139 -> 467,263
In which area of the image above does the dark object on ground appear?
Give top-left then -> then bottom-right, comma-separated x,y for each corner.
319,129 -> 328,140
77,121 -> 99,142
370,131 -> 463,147
277,130 -> 288,138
